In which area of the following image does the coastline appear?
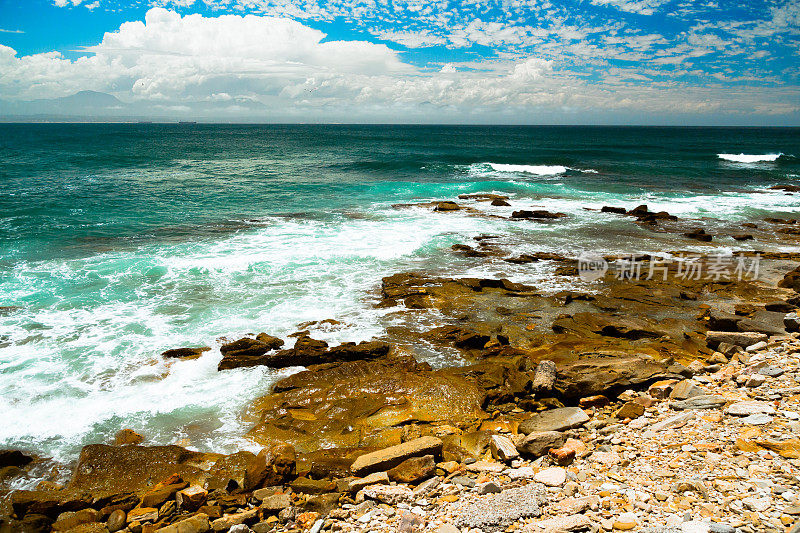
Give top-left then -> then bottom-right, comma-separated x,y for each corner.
3,192 -> 800,532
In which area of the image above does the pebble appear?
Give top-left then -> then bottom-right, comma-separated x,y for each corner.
533,467 -> 566,487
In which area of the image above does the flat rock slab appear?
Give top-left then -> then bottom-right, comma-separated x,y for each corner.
451,484 -> 542,532
350,436 -> 443,476
724,401 -> 776,417
670,395 -> 727,410
518,407 -> 589,434
534,467 -> 566,486
706,331 -> 768,348
526,514 -> 591,531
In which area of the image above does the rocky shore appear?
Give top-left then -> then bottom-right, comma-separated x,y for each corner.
3,196 -> 800,533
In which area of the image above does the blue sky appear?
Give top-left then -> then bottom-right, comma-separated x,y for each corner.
0,0 -> 798,123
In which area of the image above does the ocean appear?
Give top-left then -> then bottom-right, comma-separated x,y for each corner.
1,124 -> 798,462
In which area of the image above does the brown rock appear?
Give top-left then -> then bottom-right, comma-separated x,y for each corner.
434,201 -> 461,211
161,347 -> 210,360
511,210 -> 567,219
106,510 -> 126,533
579,395 -> 609,408
491,198 -> 511,206
615,401 -> 645,419
154,513 -> 210,533
127,507 -> 158,523
176,486 -> 207,512
515,431 -> 566,457
113,429 -> 144,446
351,436 -> 443,476
387,455 -> 435,483
51,509 -> 101,531
0,449 -> 34,467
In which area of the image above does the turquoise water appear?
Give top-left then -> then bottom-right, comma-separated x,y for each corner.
1,124 -> 799,461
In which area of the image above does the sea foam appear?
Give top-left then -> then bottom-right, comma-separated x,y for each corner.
718,153 -> 782,163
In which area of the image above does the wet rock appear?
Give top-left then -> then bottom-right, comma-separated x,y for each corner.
732,234 -> 754,241
556,354 -> 682,398
112,429 -> 144,446
260,337 -> 390,369
348,472 -> 389,493
531,360 -> 556,394
51,508 -> 101,531
127,507 -> 158,523
387,455 -> 435,483
106,510 -> 126,533
0,449 -> 33,468
683,228 -> 712,242
458,193 -> 510,201
601,206 -> 627,214
491,198 -> 511,206
176,486 -> 207,512
246,443 -> 297,489
289,477 -> 336,494
779,265 -> 800,292
518,407 -> 589,434
434,201 -> 461,211
510,210 -> 567,219
140,474 -> 188,508
161,347 -> 210,360
210,509 -> 258,532
260,493 -> 291,513
351,437 -> 442,476
218,336 -> 284,370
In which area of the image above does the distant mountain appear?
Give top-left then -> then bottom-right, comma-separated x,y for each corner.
0,91 -> 128,118
53,90 -> 124,109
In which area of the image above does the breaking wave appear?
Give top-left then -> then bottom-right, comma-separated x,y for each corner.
718,153 -> 783,163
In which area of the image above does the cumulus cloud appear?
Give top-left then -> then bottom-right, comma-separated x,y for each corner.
1,7 -> 797,122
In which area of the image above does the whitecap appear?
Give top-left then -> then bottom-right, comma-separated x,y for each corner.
488,163 -> 568,175
718,153 -> 782,163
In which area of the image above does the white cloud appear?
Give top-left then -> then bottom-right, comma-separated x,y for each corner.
590,0 -> 671,16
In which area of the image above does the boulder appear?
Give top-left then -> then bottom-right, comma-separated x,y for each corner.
706,331 -> 768,348
518,407 -> 589,434
785,312 -> 800,333
434,201 -> 461,211
218,336 -> 284,370
556,354 -> 683,399
154,513 -> 210,533
351,437 -> 443,476
601,206 -> 627,214
0,449 -> 33,468
161,347 -> 210,359
491,198 -> 511,206
778,266 -> 800,292
68,444 -> 216,497
113,429 -> 144,446
387,455 -> 435,483
515,431 -> 566,457
176,486 -> 208,511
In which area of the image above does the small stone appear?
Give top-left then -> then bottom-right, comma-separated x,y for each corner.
348,471 -> 389,493
670,395 -> 726,410
477,481 -> 502,494
742,496 -> 771,512
670,380 -> 707,400
742,413 -> 773,425
681,521 -> 710,533
387,454 -> 435,483
489,434 -> 519,463
613,512 -> 637,530
534,466 -> 566,486
615,401 -> 645,419
127,508 -> 158,523
361,484 -> 414,505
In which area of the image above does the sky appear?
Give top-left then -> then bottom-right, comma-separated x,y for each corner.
0,0 -> 798,124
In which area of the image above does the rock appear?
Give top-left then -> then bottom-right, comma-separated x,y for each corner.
206,451 -> 259,492
210,509 -> 258,532
530,360 -> 556,393
161,347 -> 210,359
766,301 -> 797,312
601,206 -> 627,214
516,431 -> 566,457
518,407 -> 589,434
351,436 -> 443,476
669,379 -> 707,400
0,449 -> 34,467
289,477 -> 336,494
724,401 -> 776,416
387,454 -> 435,483
436,526 -> 460,533
106,510 -> 126,533
155,513 -> 210,533
434,201 -> 461,211
244,443 -> 297,489
348,471 -> 389,493
52,509 -> 101,531
491,198 -> 511,206
579,395 -> 610,408
742,413 -> 773,425
648,380 -> 679,399
681,520 -> 710,533
217,337 -> 284,370
489,435 -> 519,463
533,514 -> 592,531
786,313 -> 800,332
511,210 -> 567,219
127,507 -> 159,523
112,429 -> 144,446
670,395 -> 727,410
706,331 -> 768,348
176,486 -> 207,511
672,479 -> 708,497
68,444 -> 213,497
478,481 -> 502,494
556,354 -> 683,398
613,512 -> 638,530
260,493 -> 291,512
534,466 -> 566,486
615,401 -> 645,419
259,337 -> 391,369
683,228 -> 712,242
742,496 -> 772,512
732,234 -> 754,241
757,438 -> 800,458
451,483 -> 540,530
140,474 -> 188,508
361,484 -> 414,505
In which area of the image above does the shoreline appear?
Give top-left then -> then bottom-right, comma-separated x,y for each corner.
3,194 -> 800,532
